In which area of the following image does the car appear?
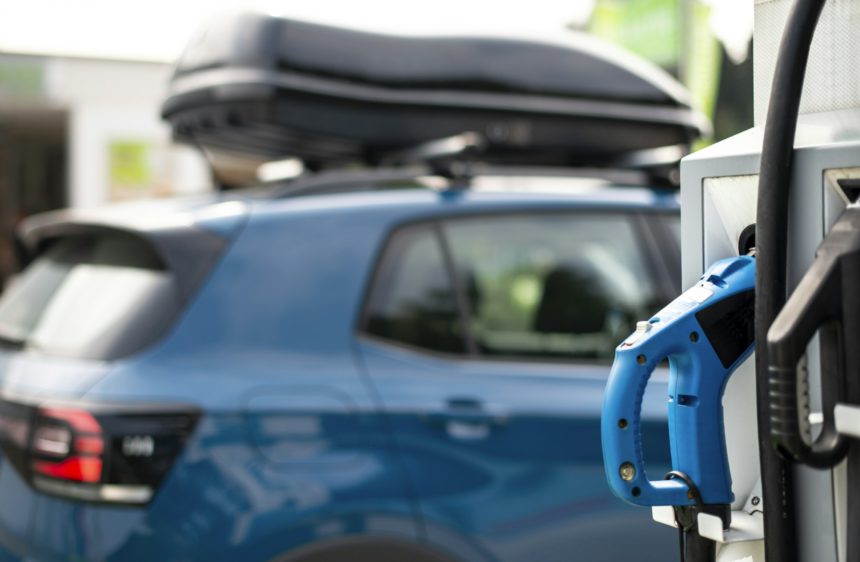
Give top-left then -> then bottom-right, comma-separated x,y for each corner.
0,170 -> 680,562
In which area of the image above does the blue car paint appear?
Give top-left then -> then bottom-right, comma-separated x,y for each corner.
0,188 -> 678,561
358,341 -> 676,562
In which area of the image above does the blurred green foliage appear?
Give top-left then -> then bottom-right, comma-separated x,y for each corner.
589,0 -> 751,144
590,0 -> 682,70
0,58 -> 45,100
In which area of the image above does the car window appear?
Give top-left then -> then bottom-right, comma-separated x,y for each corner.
0,233 -> 179,359
663,214 -> 681,245
649,212 -> 681,296
363,224 -> 466,355
443,213 -> 659,362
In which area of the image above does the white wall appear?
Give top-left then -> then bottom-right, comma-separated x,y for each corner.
754,0 -> 860,125
45,57 -> 210,208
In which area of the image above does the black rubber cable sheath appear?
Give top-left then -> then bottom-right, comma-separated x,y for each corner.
684,532 -> 716,562
849,445 -> 860,562
843,240 -> 860,562
756,1 -> 826,561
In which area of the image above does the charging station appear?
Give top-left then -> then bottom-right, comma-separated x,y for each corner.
603,1 -> 860,561
681,3 -> 860,560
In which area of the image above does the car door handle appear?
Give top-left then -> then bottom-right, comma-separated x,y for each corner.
424,398 -> 508,441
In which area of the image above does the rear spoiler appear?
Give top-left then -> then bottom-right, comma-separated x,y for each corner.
18,203 -> 246,301
11,232 -> 30,272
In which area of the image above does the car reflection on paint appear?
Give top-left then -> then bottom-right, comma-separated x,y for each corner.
0,178 -> 680,561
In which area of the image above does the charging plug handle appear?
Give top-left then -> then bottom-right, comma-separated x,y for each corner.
767,206 -> 860,467
602,256 -> 754,508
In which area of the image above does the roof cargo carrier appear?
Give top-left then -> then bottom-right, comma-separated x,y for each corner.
162,13 -> 709,178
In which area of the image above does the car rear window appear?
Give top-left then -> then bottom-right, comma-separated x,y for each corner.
0,233 -> 180,360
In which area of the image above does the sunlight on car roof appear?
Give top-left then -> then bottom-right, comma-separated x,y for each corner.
469,176 -> 612,195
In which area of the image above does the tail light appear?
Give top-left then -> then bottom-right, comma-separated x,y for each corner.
0,399 -> 198,505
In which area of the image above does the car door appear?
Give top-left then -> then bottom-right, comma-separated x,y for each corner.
356,209 -> 678,562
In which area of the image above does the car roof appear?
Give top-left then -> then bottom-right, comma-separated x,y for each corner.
20,177 -> 678,251
247,181 -> 679,221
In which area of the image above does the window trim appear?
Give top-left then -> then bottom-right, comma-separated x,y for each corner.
356,221 -> 471,357
646,210 -> 682,296
630,211 -> 681,304
433,223 -> 480,357
356,207 -> 675,365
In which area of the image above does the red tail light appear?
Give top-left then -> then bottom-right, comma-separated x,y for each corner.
39,407 -> 102,433
0,399 -> 198,505
32,425 -> 73,456
31,407 -> 105,484
33,457 -> 103,483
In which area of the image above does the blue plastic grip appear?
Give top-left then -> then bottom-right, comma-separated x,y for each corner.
602,256 -> 756,507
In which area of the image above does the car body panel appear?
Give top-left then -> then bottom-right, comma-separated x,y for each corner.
358,341 -> 677,562
350,193 -> 678,562
0,186 -> 678,561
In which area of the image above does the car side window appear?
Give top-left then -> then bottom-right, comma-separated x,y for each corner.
363,223 -> 466,355
654,212 -> 682,295
443,213 -> 658,362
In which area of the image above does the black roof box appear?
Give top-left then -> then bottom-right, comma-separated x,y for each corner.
162,13 -> 709,175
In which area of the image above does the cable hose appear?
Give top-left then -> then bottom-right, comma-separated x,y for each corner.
756,0 -> 826,561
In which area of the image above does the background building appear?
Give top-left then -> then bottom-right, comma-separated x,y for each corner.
0,54 -> 209,284
0,0 -> 753,290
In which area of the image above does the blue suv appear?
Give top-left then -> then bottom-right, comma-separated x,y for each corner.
0,174 -> 680,562
0,12 -> 706,561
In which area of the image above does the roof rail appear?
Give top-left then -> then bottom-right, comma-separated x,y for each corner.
267,165 -> 441,199
258,129 -> 684,199
263,162 -> 672,200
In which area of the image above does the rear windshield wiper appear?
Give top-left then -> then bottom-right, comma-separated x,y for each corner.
0,333 -> 25,351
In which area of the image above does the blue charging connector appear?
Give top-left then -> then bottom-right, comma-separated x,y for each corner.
602,256 -> 755,508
